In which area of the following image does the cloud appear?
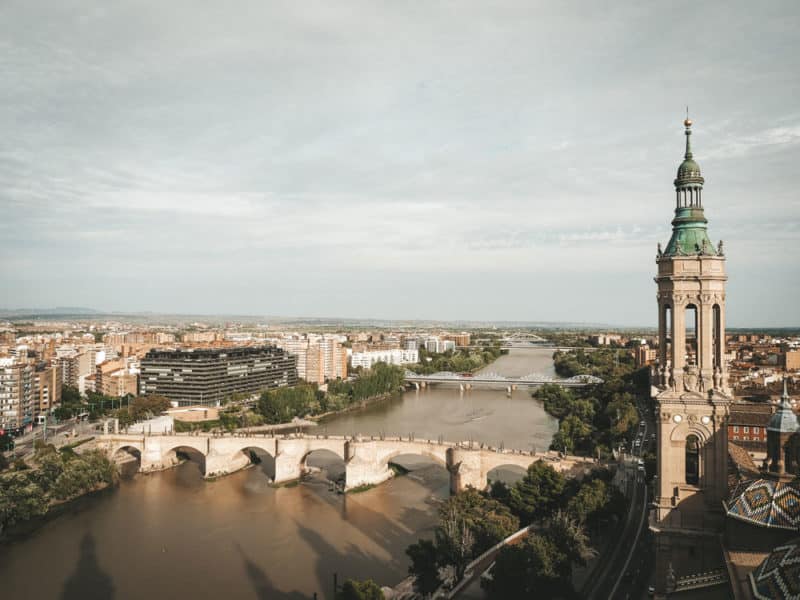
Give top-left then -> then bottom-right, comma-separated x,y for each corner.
0,0 -> 798,325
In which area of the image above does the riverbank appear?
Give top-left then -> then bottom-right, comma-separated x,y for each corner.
310,390 -> 402,423
0,447 -> 118,542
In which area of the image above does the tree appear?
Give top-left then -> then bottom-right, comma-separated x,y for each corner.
0,471 -> 48,532
337,579 -> 385,600
482,533 -> 570,599
544,511 -> 596,571
508,460 -> 566,525
550,415 -> 592,454
439,488 -> 519,555
406,539 -> 441,597
61,385 -> 82,406
435,506 -> 475,580
534,384 -> 575,419
129,395 -> 171,421
566,478 -> 608,525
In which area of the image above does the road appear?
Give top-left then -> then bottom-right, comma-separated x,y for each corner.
584,394 -> 654,600
3,420 -> 101,459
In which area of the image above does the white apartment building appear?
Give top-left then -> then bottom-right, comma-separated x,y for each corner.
350,349 -> 419,369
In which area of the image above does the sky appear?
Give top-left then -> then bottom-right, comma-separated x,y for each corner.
1,1 -> 798,326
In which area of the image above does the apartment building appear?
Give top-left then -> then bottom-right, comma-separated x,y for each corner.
0,358 -> 34,430
351,349 -> 419,369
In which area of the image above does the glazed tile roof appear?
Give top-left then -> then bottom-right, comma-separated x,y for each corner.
727,479 -> 800,530
749,538 -> 800,600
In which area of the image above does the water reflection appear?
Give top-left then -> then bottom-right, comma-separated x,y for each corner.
61,534 -> 114,600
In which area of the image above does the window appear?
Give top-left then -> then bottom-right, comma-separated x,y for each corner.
686,435 -> 700,485
734,435 -> 739,441
734,426 -> 739,433
744,427 -> 750,433
754,427 -> 760,434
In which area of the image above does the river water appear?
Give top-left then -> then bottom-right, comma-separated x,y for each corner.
1,349 -> 557,600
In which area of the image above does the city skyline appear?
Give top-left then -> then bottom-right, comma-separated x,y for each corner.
2,1 -> 798,326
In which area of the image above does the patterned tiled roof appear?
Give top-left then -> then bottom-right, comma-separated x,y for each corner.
727,479 -> 800,530
749,538 -> 800,600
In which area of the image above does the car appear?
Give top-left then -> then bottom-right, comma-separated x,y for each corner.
648,585 -> 656,596
634,440 -> 641,446
640,420 -> 646,427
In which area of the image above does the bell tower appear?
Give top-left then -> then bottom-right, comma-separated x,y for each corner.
651,117 -> 732,596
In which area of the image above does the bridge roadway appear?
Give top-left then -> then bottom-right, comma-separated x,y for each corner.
404,370 -> 603,389
97,432 -> 598,492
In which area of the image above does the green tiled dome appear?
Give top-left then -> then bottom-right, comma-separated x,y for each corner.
677,157 -> 701,179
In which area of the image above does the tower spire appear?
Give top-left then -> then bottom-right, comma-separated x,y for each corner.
684,109 -> 693,159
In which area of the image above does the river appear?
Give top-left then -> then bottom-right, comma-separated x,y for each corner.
1,348 -> 558,600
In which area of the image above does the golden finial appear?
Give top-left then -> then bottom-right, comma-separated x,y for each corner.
684,106 -> 692,128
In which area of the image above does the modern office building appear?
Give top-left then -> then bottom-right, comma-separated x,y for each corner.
140,346 -> 297,406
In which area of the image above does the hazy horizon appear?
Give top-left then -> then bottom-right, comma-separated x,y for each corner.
2,2 -> 798,326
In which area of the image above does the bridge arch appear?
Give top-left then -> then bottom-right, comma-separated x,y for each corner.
486,463 -> 528,486
302,448 -> 347,484
112,445 -> 142,474
236,445 -> 276,480
164,445 -> 207,475
381,448 -> 448,469
108,440 -> 144,459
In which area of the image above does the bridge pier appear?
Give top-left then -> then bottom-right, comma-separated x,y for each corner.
447,448 -> 487,493
345,443 -> 393,491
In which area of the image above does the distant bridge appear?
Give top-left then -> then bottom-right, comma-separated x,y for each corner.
404,370 -> 603,389
96,431 -> 599,492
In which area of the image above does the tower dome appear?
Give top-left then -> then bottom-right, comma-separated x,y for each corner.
674,118 -> 705,186
662,117 -> 716,257
768,379 -> 798,434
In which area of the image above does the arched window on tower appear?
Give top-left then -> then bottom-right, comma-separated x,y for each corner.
662,304 -> 672,366
685,304 -> 698,365
686,435 -> 700,485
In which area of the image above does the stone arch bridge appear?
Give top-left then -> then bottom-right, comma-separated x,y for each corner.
97,433 -> 598,492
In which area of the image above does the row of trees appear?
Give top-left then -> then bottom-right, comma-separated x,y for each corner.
536,349 -> 646,457
405,461 -> 625,598
0,444 -> 117,535
406,346 -> 505,375
255,363 -> 407,425
53,386 -> 171,427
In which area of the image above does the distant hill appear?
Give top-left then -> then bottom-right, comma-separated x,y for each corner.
0,307 -> 101,318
